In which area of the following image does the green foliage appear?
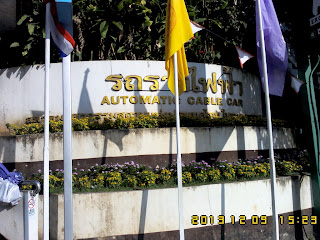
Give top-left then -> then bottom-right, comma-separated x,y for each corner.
207,169 -> 221,182
1,0 -> 256,68
25,150 -> 310,194
6,114 -> 291,136
137,170 -> 157,187
105,171 -> 122,188
1,1 -> 46,67
5,123 -> 44,135
276,161 -> 302,176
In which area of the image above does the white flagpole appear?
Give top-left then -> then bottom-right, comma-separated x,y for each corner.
256,0 -> 279,239
43,3 -> 50,240
62,54 -> 73,239
173,52 -> 185,240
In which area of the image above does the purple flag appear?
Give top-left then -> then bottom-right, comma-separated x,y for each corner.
256,0 -> 288,97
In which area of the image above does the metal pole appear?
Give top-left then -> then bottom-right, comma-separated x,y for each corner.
173,52 -> 185,240
256,0 -> 279,239
63,54 -> 73,240
43,3 -> 50,240
309,56 -> 320,166
22,180 -> 41,240
306,56 -> 320,172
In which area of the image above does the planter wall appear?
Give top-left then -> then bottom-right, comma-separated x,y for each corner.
0,126 -> 296,175
0,176 -> 313,239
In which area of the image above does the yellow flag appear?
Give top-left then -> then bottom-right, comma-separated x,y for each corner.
165,0 -> 193,96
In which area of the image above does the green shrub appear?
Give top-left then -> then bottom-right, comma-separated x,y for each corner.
105,171 -> 122,188
195,170 -> 208,182
123,175 -> 138,188
138,170 -> 157,187
6,114 -> 291,135
207,169 -> 221,182
25,150 -> 309,193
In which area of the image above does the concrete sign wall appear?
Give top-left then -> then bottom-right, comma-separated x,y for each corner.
0,60 -> 262,132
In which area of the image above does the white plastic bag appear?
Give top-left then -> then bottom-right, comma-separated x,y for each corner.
0,178 -> 22,206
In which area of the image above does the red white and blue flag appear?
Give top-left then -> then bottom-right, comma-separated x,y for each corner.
45,0 -> 75,57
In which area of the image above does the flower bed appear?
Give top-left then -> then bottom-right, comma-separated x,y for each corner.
24,150 -> 310,193
6,114 -> 290,135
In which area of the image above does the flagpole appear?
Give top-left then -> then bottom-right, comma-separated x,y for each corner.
43,3 -> 51,240
256,0 -> 279,239
174,52 -> 185,240
62,54 -> 73,240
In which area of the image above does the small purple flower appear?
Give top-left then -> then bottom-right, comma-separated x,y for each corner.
73,172 -> 78,175
55,169 -> 60,171
254,161 -> 257,164
38,169 -> 42,173
80,169 -> 84,171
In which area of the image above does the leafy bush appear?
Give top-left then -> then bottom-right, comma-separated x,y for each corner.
6,114 -> 290,135
2,0 -> 256,69
26,150 -> 310,194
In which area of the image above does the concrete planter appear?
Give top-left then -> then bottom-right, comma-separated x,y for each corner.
39,176 -> 312,239
0,126 -> 296,176
0,176 -> 314,239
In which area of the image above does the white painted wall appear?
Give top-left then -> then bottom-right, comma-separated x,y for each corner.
0,127 -> 295,164
0,61 -> 262,132
0,176 -> 311,239
55,176 -> 313,239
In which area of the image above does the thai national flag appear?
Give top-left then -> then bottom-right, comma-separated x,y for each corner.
46,0 -> 75,57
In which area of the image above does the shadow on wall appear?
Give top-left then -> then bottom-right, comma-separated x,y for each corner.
189,65 -> 240,163
0,136 -> 16,172
0,65 -> 37,81
0,233 -> 7,240
157,68 -> 174,166
100,129 -> 130,166
291,176 -> 304,239
78,68 -> 93,114
138,190 -> 148,240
